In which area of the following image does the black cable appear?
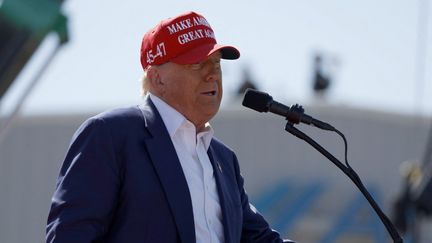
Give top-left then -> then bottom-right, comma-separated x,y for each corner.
333,128 -> 351,169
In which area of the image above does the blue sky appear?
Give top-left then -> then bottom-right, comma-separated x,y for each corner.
2,0 -> 431,116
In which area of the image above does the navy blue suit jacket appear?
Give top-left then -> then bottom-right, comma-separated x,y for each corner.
46,98 -> 293,243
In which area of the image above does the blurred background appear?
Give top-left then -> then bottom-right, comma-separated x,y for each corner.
1,0 -> 432,242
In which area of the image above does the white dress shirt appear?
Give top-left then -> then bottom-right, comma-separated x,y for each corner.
149,93 -> 224,243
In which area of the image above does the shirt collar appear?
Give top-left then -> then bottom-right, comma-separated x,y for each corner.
148,93 -> 214,149
197,123 -> 214,150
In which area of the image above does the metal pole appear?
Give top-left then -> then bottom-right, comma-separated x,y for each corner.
0,39 -> 61,144
414,0 -> 430,115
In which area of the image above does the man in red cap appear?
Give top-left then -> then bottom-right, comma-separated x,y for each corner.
46,11 -> 294,243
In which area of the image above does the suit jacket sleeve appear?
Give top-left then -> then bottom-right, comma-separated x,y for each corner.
231,153 -> 295,243
46,117 -> 121,243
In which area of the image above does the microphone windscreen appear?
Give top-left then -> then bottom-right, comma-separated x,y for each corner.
242,89 -> 272,112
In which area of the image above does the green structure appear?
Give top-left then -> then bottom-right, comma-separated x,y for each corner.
0,0 -> 68,99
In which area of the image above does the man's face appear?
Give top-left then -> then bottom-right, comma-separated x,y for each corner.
155,51 -> 223,131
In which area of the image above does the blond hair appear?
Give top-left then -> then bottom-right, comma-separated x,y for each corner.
140,70 -> 151,96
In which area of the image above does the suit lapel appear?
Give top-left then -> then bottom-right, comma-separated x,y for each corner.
139,99 -> 195,243
207,144 -> 234,243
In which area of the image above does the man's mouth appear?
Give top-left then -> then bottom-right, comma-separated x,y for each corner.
202,90 -> 217,96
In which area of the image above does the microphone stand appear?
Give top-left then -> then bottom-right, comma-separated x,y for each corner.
285,122 -> 403,243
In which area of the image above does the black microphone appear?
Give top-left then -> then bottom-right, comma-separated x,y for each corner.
242,89 -> 335,131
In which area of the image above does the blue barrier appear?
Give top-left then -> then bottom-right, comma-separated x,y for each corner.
252,181 -> 386,242
319,187 -> 385,243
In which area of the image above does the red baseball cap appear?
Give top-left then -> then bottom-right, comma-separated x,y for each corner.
140,11 -> 240,70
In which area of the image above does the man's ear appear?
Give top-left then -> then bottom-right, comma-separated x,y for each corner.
147,66 -> 165,93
